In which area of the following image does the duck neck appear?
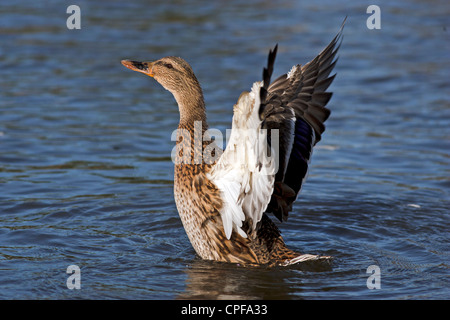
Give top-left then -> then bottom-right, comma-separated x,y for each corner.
174,81 -> 208,132
172,81 -> 212,167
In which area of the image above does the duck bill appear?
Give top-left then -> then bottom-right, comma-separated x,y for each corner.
121,60 -> 155,77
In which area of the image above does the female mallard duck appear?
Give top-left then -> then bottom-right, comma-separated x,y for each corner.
121,24 -> 343,267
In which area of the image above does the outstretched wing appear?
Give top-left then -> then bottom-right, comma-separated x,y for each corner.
208,23 -> 344,239
206,47 -> 279,239
262,23 -> 344,222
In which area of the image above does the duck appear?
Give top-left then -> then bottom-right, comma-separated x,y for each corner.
121,23 -> 343,267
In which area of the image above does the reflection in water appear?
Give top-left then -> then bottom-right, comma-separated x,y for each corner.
178,258 -> 332,300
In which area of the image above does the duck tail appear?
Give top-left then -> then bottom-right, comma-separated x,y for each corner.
281,253 -> 333,267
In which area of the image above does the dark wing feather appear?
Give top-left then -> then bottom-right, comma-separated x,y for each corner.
260,21 -> 344,222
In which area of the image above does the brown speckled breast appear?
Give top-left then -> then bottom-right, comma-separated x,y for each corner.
172,122 -> 299,265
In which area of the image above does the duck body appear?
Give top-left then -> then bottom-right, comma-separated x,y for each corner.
172,105 -> 297,265
173,133 -> 296,265
122,22 -> 344,266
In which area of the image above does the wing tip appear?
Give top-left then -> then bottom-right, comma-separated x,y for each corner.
259,44 -> 279,119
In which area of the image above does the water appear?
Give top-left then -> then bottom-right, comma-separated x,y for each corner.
0,0 -> 449,299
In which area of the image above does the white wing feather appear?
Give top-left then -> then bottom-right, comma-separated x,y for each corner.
207,82 -> 276,239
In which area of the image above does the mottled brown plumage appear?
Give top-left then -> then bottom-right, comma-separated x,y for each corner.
121,22 -> 343,266
172,121 -> 298,265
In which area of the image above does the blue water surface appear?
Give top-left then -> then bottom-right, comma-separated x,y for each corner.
0,0 -> 449,299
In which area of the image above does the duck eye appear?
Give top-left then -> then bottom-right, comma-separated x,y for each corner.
165,63 -> 173,69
